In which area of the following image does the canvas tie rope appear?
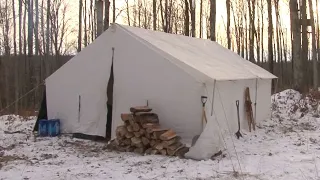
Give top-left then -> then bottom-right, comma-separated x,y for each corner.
0,81 -> 45,114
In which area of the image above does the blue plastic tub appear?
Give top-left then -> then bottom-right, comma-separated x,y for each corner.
38,119 -> 48,136
48,119 -> 60,137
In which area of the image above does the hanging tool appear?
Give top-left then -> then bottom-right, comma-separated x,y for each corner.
235,100 -> 243,139
201,96 -> 208,126
245,87 -> 255,132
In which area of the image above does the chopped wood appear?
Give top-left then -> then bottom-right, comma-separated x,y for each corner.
134,131 -> 142,137
154,142 -> 164,150
125,132 -> 134,139
142,123 -> 160,129
134,142 -> 144,148
130,106 -> 152,113
126,125 -> 133,132
167,142 -> 183,151
145,148 -> 153,154
163,137 -> 181,148
141,136 -> 150,146
121,113 -> 133,122
122,138 -> 131,146
135,112 -> 159,124
175,147 -> 189,157
153,129 -> 169,139
150,140 -> 157,147
131,137 -> 142,145
146,127 -> 168,134
160,129 -> 177,141
160,149 -> 167,156
132,123 -> 140,132
150,149 -> 159,155
167,144 -> 185,156
134,147 -> 145,154
116,125 -> 128,138
145,132 -> 151,139
139,128 -> 146,135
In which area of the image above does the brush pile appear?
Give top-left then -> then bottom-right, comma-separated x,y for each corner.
110,106 -> 189,157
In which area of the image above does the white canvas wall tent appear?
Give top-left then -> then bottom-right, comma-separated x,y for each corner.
35,23 -> 277,160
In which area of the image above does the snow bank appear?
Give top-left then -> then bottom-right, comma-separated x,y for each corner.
0,89 -> 320,180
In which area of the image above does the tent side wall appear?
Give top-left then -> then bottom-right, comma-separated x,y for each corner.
204,79 -> 271,134
111,26 -> 204,144
45,29 -> 114,137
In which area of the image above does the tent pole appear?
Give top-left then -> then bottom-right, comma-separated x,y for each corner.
211,80 -> 216,116
254,78 -> 258,124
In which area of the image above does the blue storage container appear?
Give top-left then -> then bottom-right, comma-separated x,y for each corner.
38,119 -> 48,136
48,119 -> 60,137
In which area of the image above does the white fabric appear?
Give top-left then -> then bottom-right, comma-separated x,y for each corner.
185,115 -> 222,160
46,28 -> 114,137
45,23 -> 276,150
119,25 -> 277,81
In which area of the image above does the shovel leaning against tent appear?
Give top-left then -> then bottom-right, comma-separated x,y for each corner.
191,96 -> 208,146
235,100 -> 243,139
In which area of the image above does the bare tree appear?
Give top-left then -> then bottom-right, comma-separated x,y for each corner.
153,0 -> 157,30
210,0 -> 216,41
105,0 -> 111,30
226,0 -> 231,49
267,0 -> 273,74
28,0 -> 34,56
308,0 -> 318,89
78,0 -> 82,52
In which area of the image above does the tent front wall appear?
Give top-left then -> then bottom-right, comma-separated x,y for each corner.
45,28 -> 114,137
203,79 -> 272,134
111,26 -> 205,144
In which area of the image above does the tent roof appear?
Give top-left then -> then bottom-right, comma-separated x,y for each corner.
115,24 -> 277,81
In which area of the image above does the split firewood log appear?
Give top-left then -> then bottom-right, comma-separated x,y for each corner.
163,136 -> 181,148
132,123 -> 140,132
139,128 -> 146,136
167,142 -> 183,151
130,106 -> 152,113
134,131 -> 142,138
116,125 -> 128,138
122,138 -> 131,146
135,112 -> 159,124
160,129 -> 177,141
153,129 -> 169,139
145,148 -> 153,154
127,125 -> 133,132
150,149 -> 159,155
160,149 -> 167,156
141,136 -> 150,146
142,123 -> 160,129
154,142 -> 164,150
121,113 -> 133,122
134,147 -> 145,154
167,144 -> 185,156
125,132 -> 134,139
175,147 -> 189,157
131,137 -> 142,146
150,140 -> 159,147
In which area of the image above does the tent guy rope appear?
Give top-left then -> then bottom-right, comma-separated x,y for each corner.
0,81 -> 45,114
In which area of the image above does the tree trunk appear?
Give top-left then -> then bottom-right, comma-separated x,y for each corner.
308,0 -> 318,89
113,0 -> 116,23
104,0 -> 110,30
190,0 -> 195,37
210,0 -> 216,41
19,0 -> 22,55
199,0 -> 203,38
78,0 -> 82,52
249,0 -> 255,62
290,0 -> 303,91
153,0 -> 157,30
226,0 -> 231,49
84,0 -> 88,46
35,0 -> 39,55
267,0 -> 274,91
301,0 -> 308,90
12,0 -> 17,56
96,0 -> 104,37
28,0 -> 34,56
184,0 -> 189,36
46,0 -> 50,55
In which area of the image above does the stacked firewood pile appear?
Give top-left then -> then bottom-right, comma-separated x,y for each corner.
110,106 -> 189,157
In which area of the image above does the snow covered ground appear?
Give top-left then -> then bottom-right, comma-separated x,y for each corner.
1,89 -> 320,180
